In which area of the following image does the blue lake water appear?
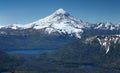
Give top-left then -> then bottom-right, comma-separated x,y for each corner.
5,49 -> 55,54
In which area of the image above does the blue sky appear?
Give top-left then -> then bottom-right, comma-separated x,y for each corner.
0,0 -> 120,25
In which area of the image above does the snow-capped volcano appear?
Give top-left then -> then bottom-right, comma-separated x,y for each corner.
0,8 -> 89,38
24,8 -> 87,38
0,8 -> 120,38
0,8 -> 119,52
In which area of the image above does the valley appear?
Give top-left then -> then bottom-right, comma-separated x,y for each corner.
0,9 -> 120,73
0,34 -> 120,73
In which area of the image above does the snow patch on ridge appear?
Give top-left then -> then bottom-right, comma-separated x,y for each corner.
97,35 -> 120,54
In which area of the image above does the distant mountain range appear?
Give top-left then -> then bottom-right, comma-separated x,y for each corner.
0,8 -> 119,50
0,9 -> 120,73
0,8 -> 120,38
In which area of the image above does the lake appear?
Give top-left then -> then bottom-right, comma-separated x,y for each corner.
5,49 -> 55,54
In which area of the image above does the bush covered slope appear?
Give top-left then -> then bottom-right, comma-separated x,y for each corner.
0,51 -> 24,72
1,35 -> 120,73
37,35 -> 120,73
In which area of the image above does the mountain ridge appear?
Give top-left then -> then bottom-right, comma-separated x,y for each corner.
0,8 -> 119,51
0,8 -> 87,38
0,8 -> 120,38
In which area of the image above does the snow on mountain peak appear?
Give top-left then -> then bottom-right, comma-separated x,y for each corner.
3,24 -> 25,30
5,24 -> 19,29
54,8 -> 66,15
0,25 -> 4,28
94,22 -> 120,30
23,8 -> 86,38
